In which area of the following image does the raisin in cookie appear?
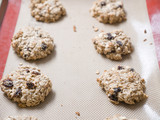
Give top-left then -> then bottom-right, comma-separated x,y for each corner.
11,26 -> 54,60
92,30 -> 132,60
6,116 -> 38,120
105,114 -> 137,120
97,65 -> 148,104
0,64 -> 52,107
90,0 -> 126,24
30,0 -> 66,22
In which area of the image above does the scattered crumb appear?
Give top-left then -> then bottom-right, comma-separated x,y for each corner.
104,70 -> 107,72
97,78 -> 100,82
144,39 -> 147,42
94,28 -> 99,32
73,25 -> 77,32
96,70 -> 100,75
61,104 -> 63,107
19,63 -> 23,66
101,30 -> 104,32
150,43 -> 153,45
75,112 -> 80,116
92,26 -> 99,32
144,29 -> 147,34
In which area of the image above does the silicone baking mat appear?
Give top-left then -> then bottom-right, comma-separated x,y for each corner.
0,0 -> 160,120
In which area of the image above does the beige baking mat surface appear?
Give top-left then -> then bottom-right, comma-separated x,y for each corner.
0,0 -> 160,120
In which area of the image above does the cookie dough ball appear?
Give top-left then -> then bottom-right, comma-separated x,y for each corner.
6,116 -> 38,120
105,114 -> 137,120
11,26 -> 54,60
90,0 -> 126,24
92,30 -> 132,60
30,0 -> 66,22
97,65 -> 148,104
0,64 -> 52,107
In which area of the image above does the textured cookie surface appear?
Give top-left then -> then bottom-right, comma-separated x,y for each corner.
0,64 -> 52,107
105,114 -> 137,120
93,30 -> 132,60
6,116 -> 38,120
30,0 -> 66,22
90,0 -> 126,24
11,26 -> 54,60
97,65 -> 148,104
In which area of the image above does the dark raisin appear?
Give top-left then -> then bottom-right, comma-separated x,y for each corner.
130,68 -> 135,72
107,33 -> 114,40
110,49 -> 116,53
32,71 -> 41,75
109,94 -> 118,101
26,69 -> 30,73
41,43 -> 47,51
116,41 -> 123,46
144,29 -> 147,34
24,54 -> 28,58
3,79 -> 13,88
14,88 -> 22,97
117,5 -> 122,8
109,87 -> 121,101
113,87 -> 121,93
27,47 -> 31,52
117,66 -> 124,70
101,1 -> 106,6
26,82 -> 35,89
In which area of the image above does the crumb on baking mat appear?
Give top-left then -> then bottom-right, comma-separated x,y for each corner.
96,70 -> 100,75
144,39 -> 147,42
92,26 -> 99,32
144,29 -> 147,34
75,112 -> 80,116
73,25 -> 77,32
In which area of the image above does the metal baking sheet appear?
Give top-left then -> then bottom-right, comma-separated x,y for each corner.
0,0 -> 160,120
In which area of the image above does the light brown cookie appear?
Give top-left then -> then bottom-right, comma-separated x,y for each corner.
97,65 -> 148,104
105,114 -> 137,120
90,0 -> 126,24
92,30 -> 133,60
30,0 -> 66,22
0,64 -> 52,107
11,26 -> 54,60
6,116 -> 38,120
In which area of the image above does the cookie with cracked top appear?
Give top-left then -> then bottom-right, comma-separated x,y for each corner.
90,0 -> 126,24
11,26 -> 54,60
6,116 -> 38,120
92,30 -> 133,60
30,0 -> 66,22
97,65 -> 148,104
0,64 -> 52,107
105,114 -> 137,120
